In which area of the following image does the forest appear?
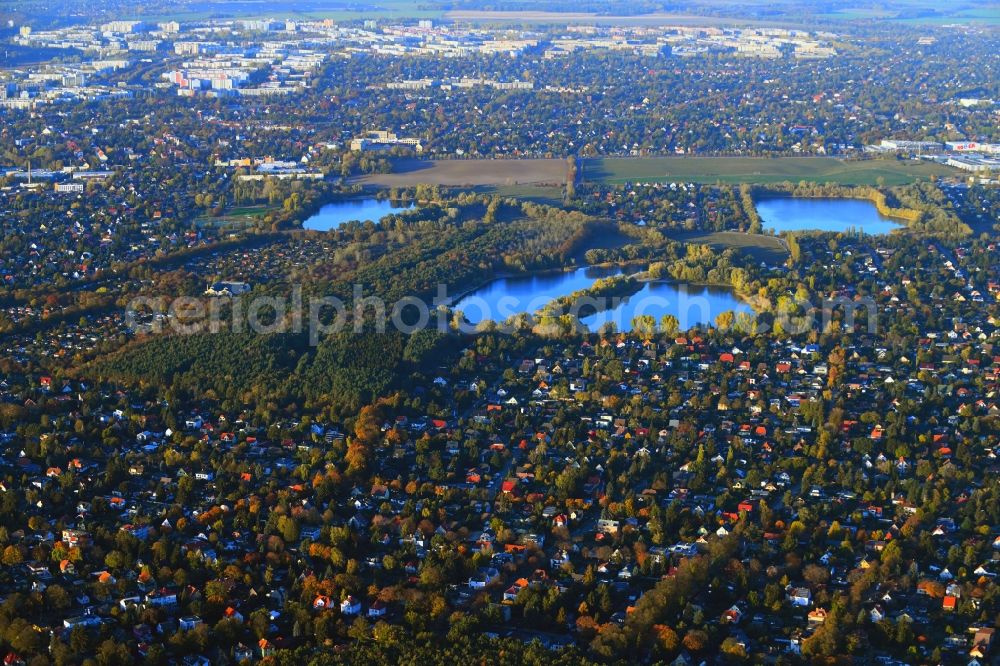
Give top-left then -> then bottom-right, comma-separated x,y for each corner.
92,329 -> 458,419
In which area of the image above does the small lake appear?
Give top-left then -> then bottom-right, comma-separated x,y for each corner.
454,266 -> 624,324
755,197 -> 902,234
581,282 -> 751,333
453,266 -> 749,332
303,198 -> 413,231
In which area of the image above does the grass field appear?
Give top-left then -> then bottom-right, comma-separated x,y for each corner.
479,184 -> 566,206
442,10 -> 781,26
664,229 -> 789,264
896,14 -> 1000,26
138,0 -> 442,22
6,0 -> 995,27
583,157 -> 961,186
444,3 -> 1000,26
818,9 -> 898,20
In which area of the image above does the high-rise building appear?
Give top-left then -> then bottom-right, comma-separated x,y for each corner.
101,20 -> 147,34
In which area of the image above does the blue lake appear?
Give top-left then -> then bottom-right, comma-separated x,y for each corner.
303,198 -> 413,231
581,281 -> 751,333
755,197 -> 902,234
454,266 -> 624,324
453,266 -> 749,333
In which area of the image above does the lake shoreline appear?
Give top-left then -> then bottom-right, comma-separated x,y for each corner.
753,195 -> 905,235
754,192 -> 913,224
452,263 -> 753,333
301,197 -> 416,231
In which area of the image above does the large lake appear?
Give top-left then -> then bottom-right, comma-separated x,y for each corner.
453,266 -> 749,333
303,198 -> 413,231
755,197 -> 902,234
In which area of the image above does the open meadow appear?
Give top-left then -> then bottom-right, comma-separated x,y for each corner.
664,229 -> 789,264
583,157 -> 961,186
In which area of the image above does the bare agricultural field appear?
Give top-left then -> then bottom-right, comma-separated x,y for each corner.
352,158 -> 570,187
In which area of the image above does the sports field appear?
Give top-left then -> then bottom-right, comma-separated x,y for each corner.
584,157 -> 960,186
194,204 -> 275,231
